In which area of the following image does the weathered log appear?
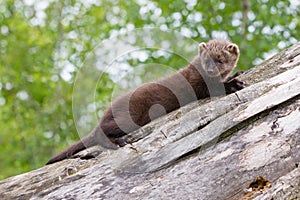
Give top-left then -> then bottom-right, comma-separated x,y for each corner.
0,42 -> 299,200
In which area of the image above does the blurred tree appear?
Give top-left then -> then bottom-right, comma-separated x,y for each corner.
0,0 -> 299,179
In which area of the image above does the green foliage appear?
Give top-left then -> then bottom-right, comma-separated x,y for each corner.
0,0 -> 299,179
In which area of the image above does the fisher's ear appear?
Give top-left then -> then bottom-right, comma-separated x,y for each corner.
198,42 -> 207,54
226,43 -> 239,56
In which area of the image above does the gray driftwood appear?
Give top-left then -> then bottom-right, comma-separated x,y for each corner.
1,42 -> 300,200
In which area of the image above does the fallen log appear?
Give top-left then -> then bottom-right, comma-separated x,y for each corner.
0,42 -> 299,200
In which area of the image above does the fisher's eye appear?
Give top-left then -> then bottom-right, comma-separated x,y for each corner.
216,59 -> 224,64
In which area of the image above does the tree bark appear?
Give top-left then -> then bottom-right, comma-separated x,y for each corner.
0,42 -> 300,200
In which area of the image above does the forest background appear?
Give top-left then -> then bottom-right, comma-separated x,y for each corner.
0,0 -> 299,179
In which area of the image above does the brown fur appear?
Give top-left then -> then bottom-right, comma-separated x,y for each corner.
46,39 -> 243,164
